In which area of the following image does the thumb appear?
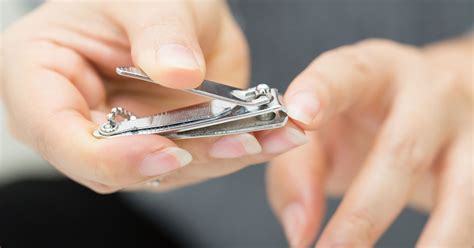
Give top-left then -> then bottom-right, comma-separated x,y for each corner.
107,1 -> 211,89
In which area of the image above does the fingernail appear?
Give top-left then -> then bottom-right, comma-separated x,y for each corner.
158,44 -> 200,70
286,127 -> 310,145
282,203 -> 306,247
261,127 -> 309,154
286,91 -> 320,125
209,133 -> 262,158
139,147 -> 192,176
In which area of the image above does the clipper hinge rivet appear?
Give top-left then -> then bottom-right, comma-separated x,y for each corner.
100,107 -> 136,133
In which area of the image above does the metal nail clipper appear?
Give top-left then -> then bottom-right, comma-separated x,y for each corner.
93,67 -> 288,139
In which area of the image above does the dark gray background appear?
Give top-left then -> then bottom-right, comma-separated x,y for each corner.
125,1 -> 473,247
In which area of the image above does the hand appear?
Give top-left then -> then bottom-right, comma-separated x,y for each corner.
267,38 -> 473,247
1,1 -> 307,193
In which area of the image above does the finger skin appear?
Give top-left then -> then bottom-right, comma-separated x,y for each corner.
19,2 -> 133,79
417,131 -> 473,247
2,40 -> 184,193
149,122 -> 308,191
267,134 -> 327,247
24,41 -> 106,109
107,1 -> 218,89
315,81 -> 451,247
284,39 -> 410,129
126,123 -> 309,192
41,111 -> 180,190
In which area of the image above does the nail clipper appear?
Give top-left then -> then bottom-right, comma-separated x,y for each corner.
93,67 -> 288,139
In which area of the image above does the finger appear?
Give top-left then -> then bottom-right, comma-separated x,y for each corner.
316,82 -> 451,247
417,131 -> 473,247
4,44 -> 190,193
2,41 -> 107,111
132,121 -> 308,191
284,39 -> 410,129
17,2 -> 133,79
267,134 -> 327,247
107,1 -> 214,89
21,75 -> 190,193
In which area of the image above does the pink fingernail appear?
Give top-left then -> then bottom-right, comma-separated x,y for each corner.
286,91 -> 320,125
282,203 -> 306,247
158,44 -> 200,70
139,147 -> 192,176
261,127 -> 309,154
209,133 -> 262,158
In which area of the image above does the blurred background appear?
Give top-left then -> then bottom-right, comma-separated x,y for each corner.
1,0 -> 472,247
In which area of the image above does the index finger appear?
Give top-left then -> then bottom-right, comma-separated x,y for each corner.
284,39 -> 410,129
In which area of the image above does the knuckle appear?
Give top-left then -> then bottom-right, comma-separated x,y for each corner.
335,45 -> 373,77
357,38 -> 398,50
429,69 -> 472,126
313,45 -> 373,111
31,41 -> 88,81
344,208 -> 378,242
378,131 -> 428,174
357,38 -> 420,59
63,49 -> 87,75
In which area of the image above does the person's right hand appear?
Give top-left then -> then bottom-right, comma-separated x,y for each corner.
266,38 -> 473,247
1,1 -> 307,193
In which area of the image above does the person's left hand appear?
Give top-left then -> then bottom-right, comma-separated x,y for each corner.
266,38 -> 473,247
1,1 -> 307,193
